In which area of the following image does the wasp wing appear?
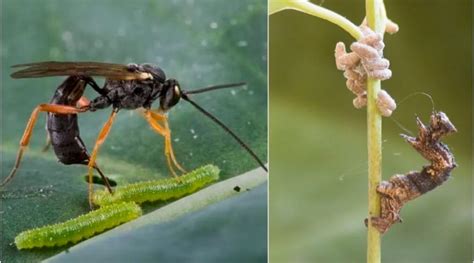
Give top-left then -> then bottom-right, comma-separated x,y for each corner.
11,61 -> 152,80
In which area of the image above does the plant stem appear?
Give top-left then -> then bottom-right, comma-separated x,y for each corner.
270,0 -> 363,40
365,0 -> 385,263
271,1 -> 388,261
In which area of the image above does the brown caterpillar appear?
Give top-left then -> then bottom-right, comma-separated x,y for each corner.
367,111 -> 457,234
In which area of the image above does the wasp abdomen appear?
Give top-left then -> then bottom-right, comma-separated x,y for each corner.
47,77 -> 90,165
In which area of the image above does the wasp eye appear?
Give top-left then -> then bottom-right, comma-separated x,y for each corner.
160,82 -> 181,111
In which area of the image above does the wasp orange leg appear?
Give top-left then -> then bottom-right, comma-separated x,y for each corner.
76,95 -> 116,194
1,104 -> 88,187
144,110 -> 186,178
41,96 -> 89,153
87,109 -> 118,209
150,111 -> 186,174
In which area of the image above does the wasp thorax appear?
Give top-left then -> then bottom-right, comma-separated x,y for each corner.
160,79 -> 181,111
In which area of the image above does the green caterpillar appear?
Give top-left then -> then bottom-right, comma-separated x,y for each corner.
93,165 -> 220,206
15,202 -> 142,249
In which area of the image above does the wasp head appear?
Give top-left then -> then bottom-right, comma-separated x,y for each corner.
159,79 -> 182,111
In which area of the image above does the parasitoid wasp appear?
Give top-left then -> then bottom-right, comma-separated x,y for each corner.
1,61 -> 267,208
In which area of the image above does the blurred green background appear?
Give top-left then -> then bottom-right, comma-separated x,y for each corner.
1,0 -> 267,262
270,0 -> 471,262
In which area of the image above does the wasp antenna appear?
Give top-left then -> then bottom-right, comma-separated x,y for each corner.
181,93 -> 267,172
184,82 -> 246,95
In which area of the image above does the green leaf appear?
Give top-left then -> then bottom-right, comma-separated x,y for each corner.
44,176 -> 267,262
1,1 -> 267,262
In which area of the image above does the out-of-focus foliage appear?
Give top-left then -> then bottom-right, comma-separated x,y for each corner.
270,0 -> 471,262
1,0 -> 267,262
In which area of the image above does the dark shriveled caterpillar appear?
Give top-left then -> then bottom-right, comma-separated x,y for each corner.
15,202 -> 142,249
93,164 -> 220,206
367,111 -> 457,234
